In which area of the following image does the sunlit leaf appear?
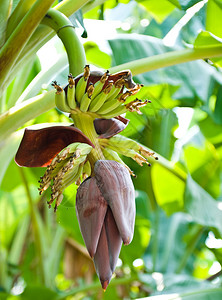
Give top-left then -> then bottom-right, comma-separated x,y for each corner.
183,131 -> 220,198
206,0 -> 222,38
194,31 -> 222,67
198,115 -> 222,145
84,41 -> 111,69
21,285 -> 59,300
151,163 -> 185,215
138,0 -> 176,23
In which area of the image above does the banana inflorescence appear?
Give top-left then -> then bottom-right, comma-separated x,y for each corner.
38,142 -> 92,211
52,65 -> 149,118
15,65 -> 158,291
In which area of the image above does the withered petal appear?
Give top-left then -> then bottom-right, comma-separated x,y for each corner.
95,160 -> 135,245
94,117 -> 129,139
93,215 -> 112,290
107,70 -> 136,89
76,177 -> 107,258
15,126 -> 94,167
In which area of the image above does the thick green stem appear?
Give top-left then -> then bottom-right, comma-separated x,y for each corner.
0,0 -> 55,92
42,9 -> 86,76
71,111 -> 105,164
0,90 -> 55,141
109,45 -> 222,76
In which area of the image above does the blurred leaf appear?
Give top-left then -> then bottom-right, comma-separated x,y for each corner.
120,217 -> 150,264
56,184 -> 84,245
7,216 -> 30,266
194,31 -> 222,48
135,190 -> 151,219
138,0 -> 176,23
151,163 -> 185,215
144,211 -> 196,273
183,131 -> 220,198
145,287 -> 222,299
184,175 -> 222,235
109,34 -> 222,104
0,293 -> 7,300
84,41 -> 111,69
198,115 -> 222,145
6,56 -> 41,109
0,130 -> 23,186
212,86 -> 222,124
145,109 -> 178,159
21,285 -> 59,300
0,187 -> 28,247
206,0 -> 222,38
194,31 -> 222,67
176,0 -> 204,10
17,54 -> 68,103
69,10 -> 87,38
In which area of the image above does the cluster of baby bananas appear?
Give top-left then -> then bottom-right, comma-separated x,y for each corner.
99,134 -> 158,174
52,65 -> 149,118
38,142 -> 92,212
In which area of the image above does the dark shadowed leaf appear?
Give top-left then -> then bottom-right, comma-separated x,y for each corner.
184,175 -> 222,235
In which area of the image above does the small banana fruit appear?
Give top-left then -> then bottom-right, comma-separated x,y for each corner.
91,70 -> 109,100
75,65 -> 90,103
67,74 -> 76,109
52,81 -> 71,113
88,82 -> 113,112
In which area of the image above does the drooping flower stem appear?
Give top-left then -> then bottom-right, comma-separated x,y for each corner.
70,111 -> 105,165
42,9 -> 86,76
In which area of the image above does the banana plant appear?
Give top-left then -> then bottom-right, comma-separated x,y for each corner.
1,0 -> 222,299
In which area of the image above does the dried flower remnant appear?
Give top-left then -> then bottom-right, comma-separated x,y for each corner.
15,66 -> 157,289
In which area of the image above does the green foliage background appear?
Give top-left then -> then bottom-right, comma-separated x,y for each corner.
1,0 -> 222,299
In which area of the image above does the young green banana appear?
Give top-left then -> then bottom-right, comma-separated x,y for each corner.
98,104 -> 127,118
105,77 -> 125,102
91,71 -> 109,100
75,65 -> 90,103
96,98 -> 122,115
89,82 -> 113,112
80,83 -> 94,112
67,73 -> 76,109
52,81 -> 71,113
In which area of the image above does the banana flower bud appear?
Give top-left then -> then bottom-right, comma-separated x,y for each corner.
76,160 -> 135,290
